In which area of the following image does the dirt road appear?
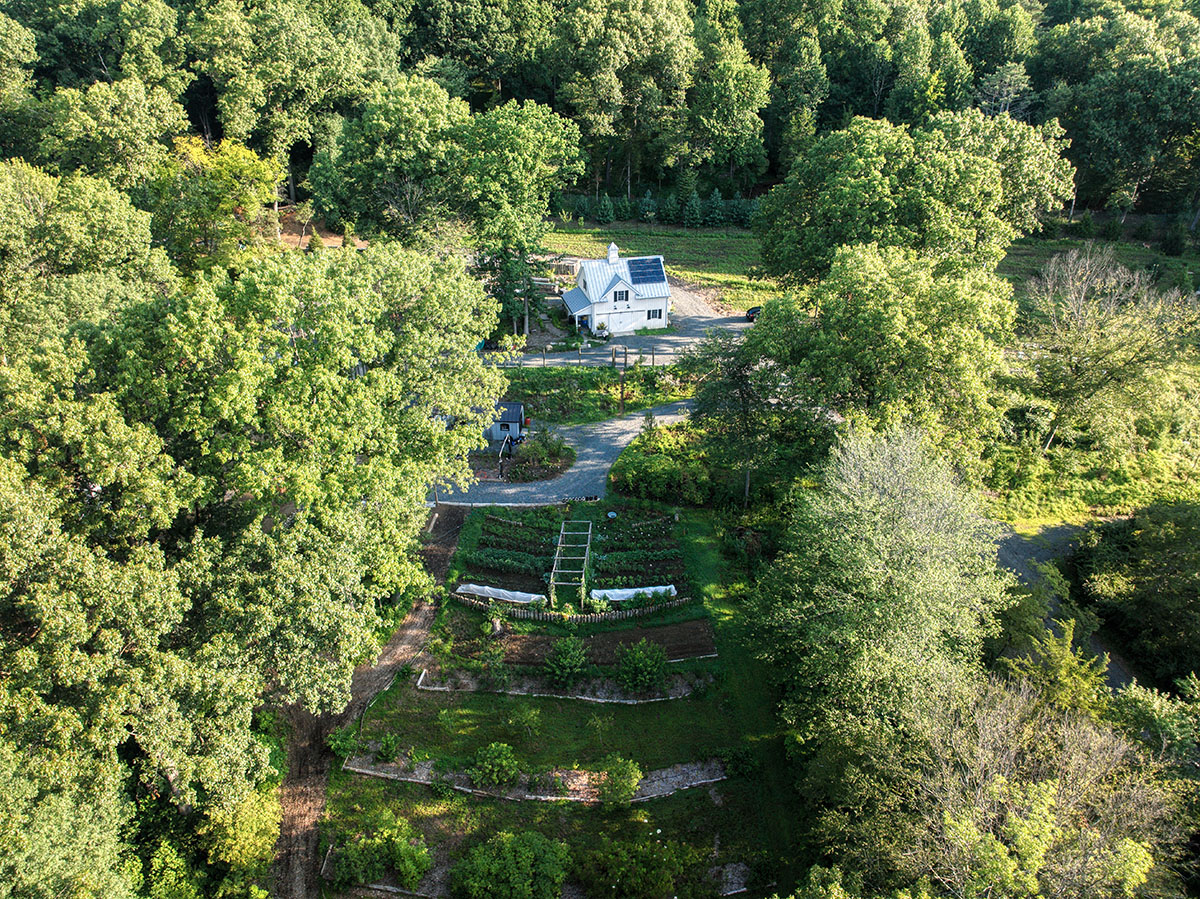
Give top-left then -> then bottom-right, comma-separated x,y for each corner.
271,509 -> 465,899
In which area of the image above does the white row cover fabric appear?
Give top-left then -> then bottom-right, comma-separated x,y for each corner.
590,585 -> 677,603
458,584 -> 547,605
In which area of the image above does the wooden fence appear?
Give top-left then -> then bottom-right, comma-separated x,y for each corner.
453,593 -> 693,623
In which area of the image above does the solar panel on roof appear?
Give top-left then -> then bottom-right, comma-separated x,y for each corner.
627,258 -> 665,284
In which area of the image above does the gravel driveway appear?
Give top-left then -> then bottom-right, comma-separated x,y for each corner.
438,400 -> 693,505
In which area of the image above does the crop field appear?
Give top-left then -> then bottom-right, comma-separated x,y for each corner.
448,500 -> 695,603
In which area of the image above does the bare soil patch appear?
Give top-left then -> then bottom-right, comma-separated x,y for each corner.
418,667 -> 713,703
500,618 -> 716,665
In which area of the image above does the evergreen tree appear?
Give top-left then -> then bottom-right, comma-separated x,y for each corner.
704,187 -> 726,226
595,193 -> 615,223
682,189 -> 703,227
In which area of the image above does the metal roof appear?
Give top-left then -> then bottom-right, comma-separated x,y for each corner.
495,401 -> 525,422
578,252 -> 670,301
562,286 -> 590,315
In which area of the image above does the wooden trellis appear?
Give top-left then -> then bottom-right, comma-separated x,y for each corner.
549,520 -> 592,604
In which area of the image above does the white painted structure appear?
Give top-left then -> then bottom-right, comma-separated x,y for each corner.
561,243 -> 671,336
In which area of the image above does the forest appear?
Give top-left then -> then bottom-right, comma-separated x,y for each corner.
0,0 -> 1198,895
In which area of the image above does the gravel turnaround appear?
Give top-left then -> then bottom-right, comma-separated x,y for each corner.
438,400 -> 693,505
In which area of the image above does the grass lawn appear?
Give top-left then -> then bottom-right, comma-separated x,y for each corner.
503,364 -> 694,426
545,221 -> 778,311
325,502 -> 802,895
998,234 -> 1200,298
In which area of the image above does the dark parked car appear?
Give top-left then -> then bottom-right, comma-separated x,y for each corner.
746,306 -> 762,322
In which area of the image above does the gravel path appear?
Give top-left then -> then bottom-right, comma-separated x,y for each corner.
513,280 -> 749,368
438,400 -> 693,505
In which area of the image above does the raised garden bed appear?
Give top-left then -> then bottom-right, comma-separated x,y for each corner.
500,619 -> 717,665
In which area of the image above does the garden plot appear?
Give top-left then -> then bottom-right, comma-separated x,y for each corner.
448,502 -> 695,610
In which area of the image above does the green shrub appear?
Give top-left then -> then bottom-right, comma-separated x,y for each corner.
335,812 -> 430,889
1161,221 -> 1187,256
374,733 -> 401,763
1075,210 -> 1096,237
638,189 -> 658,222
544,635 -> 589,687
327,725 -> 359,759
595,194 -> 615,224
470,742 -> 521,788
451,831 -> 569,899
681,190 -> 703,228
609,423 -> 711,504
1101,216 -> 1124,240
613,195 -> 633,220
659,193 -> 680,224
574,837 -> 710,899
597,754 -> 642,807
574,195 -> 591,220
616,639 -> 668,693
704,188 -> 726,227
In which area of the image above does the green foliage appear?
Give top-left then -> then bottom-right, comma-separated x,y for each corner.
682,189 -> 704,228
328,725 -> 360,759
574,836 -> 710,899
375,733 -> 402,763
1109,680 -> 1200,760
595,193 -> 615,224
759,428 -> 1012,743
614,195 -> 633,220
334,812 -> 430,889
451,830 -> 569,899
1004,619 -> 1111,718
596,753 -> 642,807
616,638 -> 668,693
704,188 -> 726,227
148,839 -> 202,899
638,190 -> 658,222
610,421 -> 713,505
1077,500 -> 1200,686
756,112 -> 1073,285
752,245 -> 1017,469
470,742 -> 522,788
544,636 -> 589,687
147,137 -> 282,272
198,785 -> 281,880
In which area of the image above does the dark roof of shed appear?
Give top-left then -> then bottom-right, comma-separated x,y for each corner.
496,401 -> 525,422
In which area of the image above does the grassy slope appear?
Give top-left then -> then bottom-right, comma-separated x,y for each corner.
544,221 -> 777,311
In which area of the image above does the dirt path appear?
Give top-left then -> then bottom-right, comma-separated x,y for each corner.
272,509 -> 465,899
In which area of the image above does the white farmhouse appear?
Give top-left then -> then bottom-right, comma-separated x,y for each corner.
560,243 -> 671,336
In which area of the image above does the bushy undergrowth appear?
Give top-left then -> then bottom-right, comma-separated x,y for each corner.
609,421 -> 713,505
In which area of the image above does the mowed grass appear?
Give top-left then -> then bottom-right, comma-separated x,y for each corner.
358,683 -> 736,772
545,221 -> 778,311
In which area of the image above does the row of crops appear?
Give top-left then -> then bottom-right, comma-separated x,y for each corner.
451,504 -> 689,610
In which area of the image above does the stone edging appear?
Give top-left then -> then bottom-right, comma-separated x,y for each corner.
342,754 -> 726,805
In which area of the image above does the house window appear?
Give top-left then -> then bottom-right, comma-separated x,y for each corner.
647,308 -> 663,320
500,423 -> 510,432
614,290 -> 629,303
